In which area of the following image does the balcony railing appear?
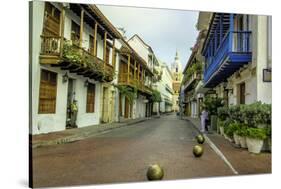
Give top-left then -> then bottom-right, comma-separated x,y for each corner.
118,73 -> 152,94
40,35 -> 62,56
183,72 -> 202,91
40,35 -> 114,82
203,31 -> 252,86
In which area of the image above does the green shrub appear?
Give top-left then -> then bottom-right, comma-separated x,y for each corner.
218,106 -> 229,121
225,122 -> 240,138
235,125 -> 248,137
246,127 -> 268,140
203,97 -> 224,115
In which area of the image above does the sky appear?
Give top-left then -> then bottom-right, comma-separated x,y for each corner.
97,5 -> 199,69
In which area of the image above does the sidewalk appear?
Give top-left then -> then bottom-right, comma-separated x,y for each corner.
184,116 -> 271,175
31,117 -> 149,148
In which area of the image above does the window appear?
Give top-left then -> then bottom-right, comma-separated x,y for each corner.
89,35 -> 98,55
86,83 -> 96,113
106,46 -> 110,64
238,82 -> 245,105
38,70 -> 57,113
71,21 -> 80,46
43,2 -> 61,36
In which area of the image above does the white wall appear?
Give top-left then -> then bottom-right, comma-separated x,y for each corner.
255,16 -> 272,104
32,1 -> 118,134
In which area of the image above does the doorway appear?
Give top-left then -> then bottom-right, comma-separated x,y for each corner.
66,78 -> 76,129
238,82 -> 246,105
102,87 -> 110,123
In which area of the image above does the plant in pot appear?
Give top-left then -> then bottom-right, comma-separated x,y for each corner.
236,125 -> 248,148
224,122 -> 240,143
246,127 -> 267,154
218,106 -> 229,135
266,127 -> 272,152
203,97 -> 224,132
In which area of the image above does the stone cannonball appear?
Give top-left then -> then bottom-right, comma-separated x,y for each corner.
193,145 -> 204,157
146,164 -> 164,181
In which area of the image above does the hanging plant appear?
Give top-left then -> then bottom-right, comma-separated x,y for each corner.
114,84 -> 136,103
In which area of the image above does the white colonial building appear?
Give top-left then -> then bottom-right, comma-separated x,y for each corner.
31,1 -> 123,134
153,61 -> 174,113
198,12 -> 272,106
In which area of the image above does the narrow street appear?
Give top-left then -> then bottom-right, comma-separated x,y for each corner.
32,114 -> 234,188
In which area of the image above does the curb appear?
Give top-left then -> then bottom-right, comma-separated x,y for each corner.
32,118 -> 150,148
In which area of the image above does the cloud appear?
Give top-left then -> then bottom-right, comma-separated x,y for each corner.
98,5 -> 199,68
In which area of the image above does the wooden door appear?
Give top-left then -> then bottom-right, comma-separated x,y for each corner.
124,97 -> 130,118
102,87 -> 109,123
239,83 -> 245,104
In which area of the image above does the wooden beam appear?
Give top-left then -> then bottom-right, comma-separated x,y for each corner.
79,9 -> 84,48
112,39 -> 116,69
103,32 -> 107,62
93,22 -> 98,56
59,7 -> 65,57
138,63 -> 140,82
127,55 -> 131,83
134,60 -> 136,80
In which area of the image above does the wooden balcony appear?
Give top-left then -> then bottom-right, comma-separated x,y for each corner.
118,74 -> 152,95
183,72 -> 202,92
202,13 -> 252,88
39,35 -> 114,82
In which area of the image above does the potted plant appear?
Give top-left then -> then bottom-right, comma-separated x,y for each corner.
224,122 -> 240,143
236,126 -> 248,148
218,107 -> 228,135
203,97 -> 224,132
246,127 -> 267,154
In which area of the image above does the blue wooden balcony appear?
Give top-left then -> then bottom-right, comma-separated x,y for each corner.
202,13 -> 252,88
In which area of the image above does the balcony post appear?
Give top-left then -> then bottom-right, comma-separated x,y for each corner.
59,6 -> 66,57
103,32 -> 107,73
214,29 -> 217,51
112,39 -> 116,69
220,14 -> 223,43
138,63 -> 140,83
79,9 -> 84,48
93,22 -> 98,56
127,54 -> 130,83
134,60 -> 136,80
229,14 -> 234,51
103,32 -> 107,62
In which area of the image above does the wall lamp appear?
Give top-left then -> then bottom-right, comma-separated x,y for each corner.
62,72 -> 69,83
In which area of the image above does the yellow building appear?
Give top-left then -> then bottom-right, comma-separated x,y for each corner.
171,51 -> 183,112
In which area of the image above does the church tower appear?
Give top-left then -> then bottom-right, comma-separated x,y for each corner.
171,50 -> 183,112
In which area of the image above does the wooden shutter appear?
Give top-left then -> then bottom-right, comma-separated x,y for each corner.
86,83 -> 96,113
38,70 -> 57,113
43,2 -> 61,36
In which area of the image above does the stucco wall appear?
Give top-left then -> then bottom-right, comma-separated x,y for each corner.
31,1 -> 118,134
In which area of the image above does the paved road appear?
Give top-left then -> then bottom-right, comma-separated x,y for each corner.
32,114 -> 233,188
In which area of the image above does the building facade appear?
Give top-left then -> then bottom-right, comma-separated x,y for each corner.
117,36 -> 155,120
152,61 -> 174,114
201,13 -> 272,106
31,1 -> 123,134
181,12 -> 272,119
